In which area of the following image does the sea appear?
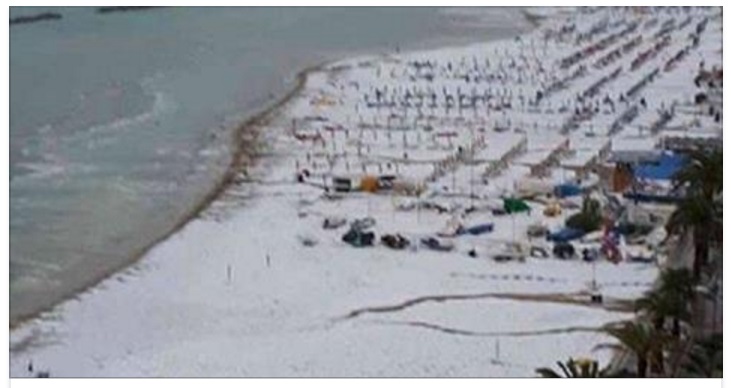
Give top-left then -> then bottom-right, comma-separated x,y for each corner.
9,6 -> 533,324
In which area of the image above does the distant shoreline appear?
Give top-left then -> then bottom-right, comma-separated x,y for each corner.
9,7 -> 161,28
96,6 -> 162,15
10,12 -> 62,26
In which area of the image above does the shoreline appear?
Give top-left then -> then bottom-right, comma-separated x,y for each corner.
9,62 -> 324,329
10,9 -> 542,331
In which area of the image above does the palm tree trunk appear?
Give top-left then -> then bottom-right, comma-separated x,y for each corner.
693,232 -> 708,281
712,297 -> 718,333
650,349 -> 665,376
653,317 -> 664,331
638,358 -> 648,378
668,338 -> 693,377
650,317 -> 665,375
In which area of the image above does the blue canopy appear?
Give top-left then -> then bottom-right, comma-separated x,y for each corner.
547,227 -> 585,242
554,183 -> 582,198
634,152 -> 686,180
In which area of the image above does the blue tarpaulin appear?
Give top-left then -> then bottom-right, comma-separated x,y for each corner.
634,152 -> 686,180
547,227 -> 585,242
554,183 -> 582,198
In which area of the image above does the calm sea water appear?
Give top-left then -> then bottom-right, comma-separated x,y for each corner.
10,6 -> 532,322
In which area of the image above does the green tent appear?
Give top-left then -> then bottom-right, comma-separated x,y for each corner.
503,197 -> 531,214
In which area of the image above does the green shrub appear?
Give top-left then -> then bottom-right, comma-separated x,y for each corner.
566,197 -> 602,233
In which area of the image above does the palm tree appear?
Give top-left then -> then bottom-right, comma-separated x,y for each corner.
635,290 -> 685,375
672,147 -> 722,201
657,268 -> 696,300
635,289 -> 689,335
635,268 -> 698,375
666,195 -> 722,280
536,358 -> 603,378
596,321 -> 670,377
680,334 -> 723,377
536,358 -> 636,378
668,147 -> 723,281
636,268 -> 696,335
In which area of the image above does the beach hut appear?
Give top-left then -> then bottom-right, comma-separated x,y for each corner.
360,175 -> 379,193
333,175 -> 357,193
610,162 -> 634,192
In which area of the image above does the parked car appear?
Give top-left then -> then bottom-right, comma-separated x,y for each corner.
323,217 -> 347,229
342,229 -> 375,247
381,234 -> 410,250
553,242 -> 576,259
420,237 -> 454,252
527,224 -> 549,238
493,242 -> 527,262
461,223 -> 494,236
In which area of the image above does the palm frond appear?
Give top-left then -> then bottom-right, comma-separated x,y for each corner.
535,368 -> 562,378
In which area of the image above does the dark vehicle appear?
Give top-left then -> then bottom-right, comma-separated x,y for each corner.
342,229 -> 375,247
323,217 -> 347,229
381,234 -> 410,250
627,255 -> 656,264
420,237 -> 454,252
553,242 -> 576,259
582,248 -> 599,262
491,208 -> 508,216
461,223 -> 494,235
527,224 -> 549,238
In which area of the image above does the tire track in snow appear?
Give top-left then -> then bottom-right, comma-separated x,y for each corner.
370,319 -> 622,337
338,291 -> 634,321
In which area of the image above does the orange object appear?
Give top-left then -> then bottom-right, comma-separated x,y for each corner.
612,163 -> 634,192
360,175 -> 379,193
